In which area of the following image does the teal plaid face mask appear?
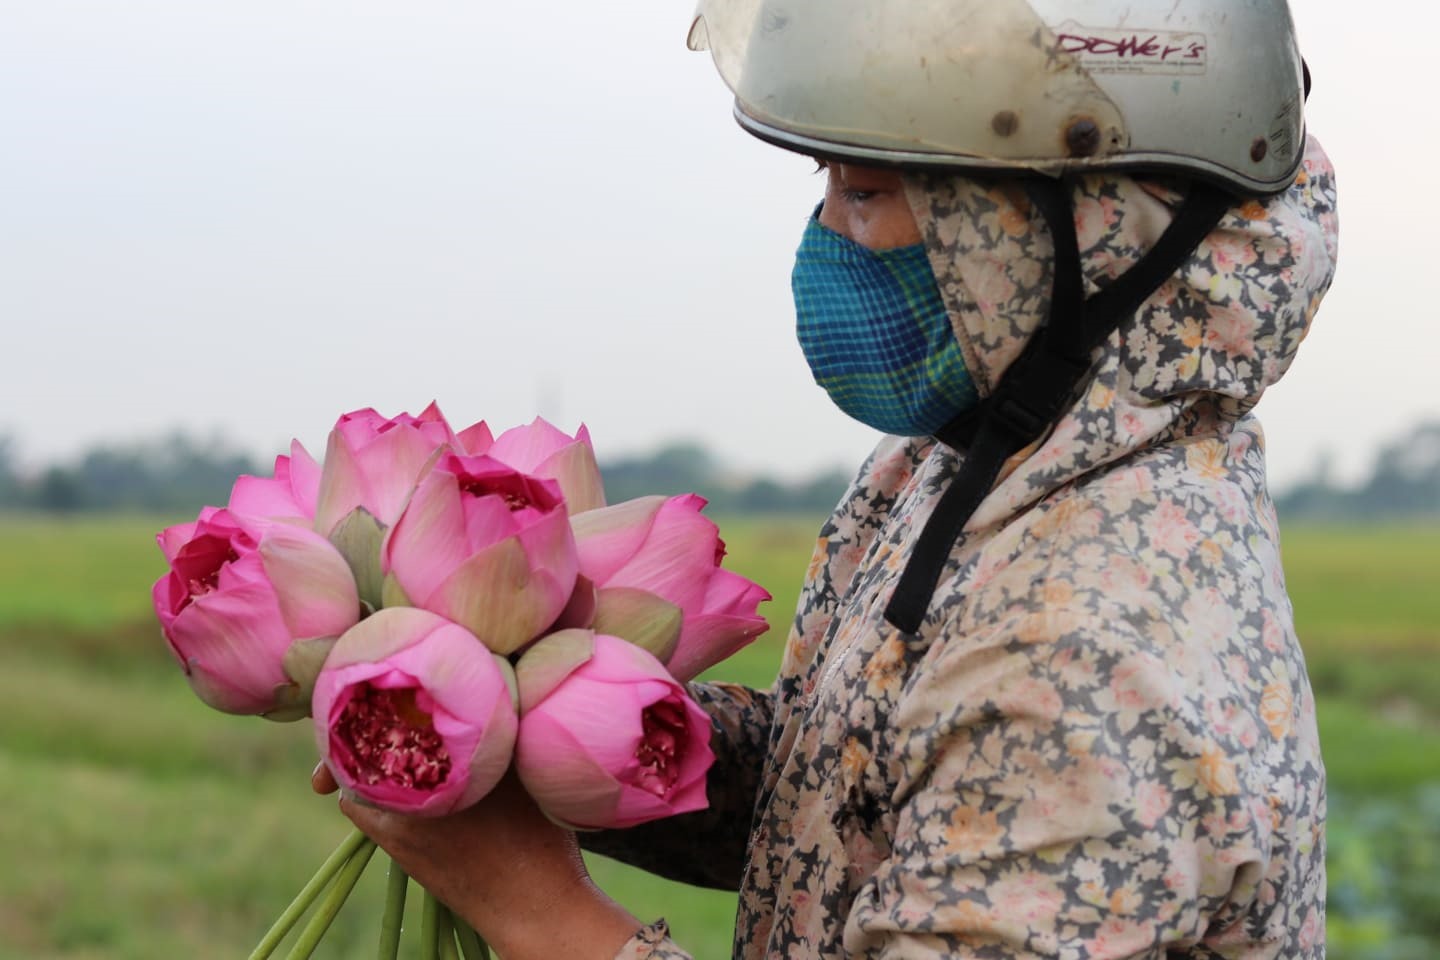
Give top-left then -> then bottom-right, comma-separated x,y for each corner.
791,210 -> 979,437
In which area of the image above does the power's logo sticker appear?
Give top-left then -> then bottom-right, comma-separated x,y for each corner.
1053,23 -> 1208,76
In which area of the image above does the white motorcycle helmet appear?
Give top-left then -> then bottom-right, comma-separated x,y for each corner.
689,0 -> 1307,194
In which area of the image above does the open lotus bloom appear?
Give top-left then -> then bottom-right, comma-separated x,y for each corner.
384,453 -> 578,655
313,608 -> 518,816
480,417 -> 606,515
227,439 -> 322,522
152,507 -> 361,719
513,630 -> 713,830
570,494 -> 770,681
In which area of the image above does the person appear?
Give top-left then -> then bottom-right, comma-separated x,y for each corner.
314,0 -> 1339,956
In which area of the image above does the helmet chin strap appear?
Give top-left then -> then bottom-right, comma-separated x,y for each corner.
883,176 -> 1234,635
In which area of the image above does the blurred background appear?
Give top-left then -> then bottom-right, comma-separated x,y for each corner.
2,1 -> 1436,957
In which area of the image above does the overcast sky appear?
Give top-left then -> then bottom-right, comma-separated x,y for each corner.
0,1 -> 1420,490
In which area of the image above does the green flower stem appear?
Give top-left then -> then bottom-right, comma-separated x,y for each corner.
283,837 -> 378,960
376,858 -> 410,960
437,904 -> 460,960
420,889 -> 441,960
249,829 -> 371,960
454,918 -> 491,960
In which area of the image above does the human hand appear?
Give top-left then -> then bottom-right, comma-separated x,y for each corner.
311,762 -> 642,960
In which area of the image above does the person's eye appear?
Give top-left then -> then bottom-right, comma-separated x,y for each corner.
840,188 -> 877,204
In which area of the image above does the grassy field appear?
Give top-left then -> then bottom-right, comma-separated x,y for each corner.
1,513 -> 1437,958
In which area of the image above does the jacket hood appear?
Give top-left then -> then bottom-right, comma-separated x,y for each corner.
901,136 -> 1339,528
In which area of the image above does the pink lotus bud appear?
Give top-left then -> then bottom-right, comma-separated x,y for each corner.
313,608 -> 518,816
152,507 -> 361,718
383,453 -> 578,654
570,495 -> 770,681
228,440 -> 322,521
661,568 -> 774,683
313,402 -> 457,538
514,630 -> 713,829
487,418 -> 606,514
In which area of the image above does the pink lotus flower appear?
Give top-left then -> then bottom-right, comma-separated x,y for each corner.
480,418 -> 606,515
311,403 -> 463,611
228,440 -> 322,522
383,453 -> 578,654
313,607 -> 518,816
514,630 -> 713,829
569,494 -> 770,681
152,507 -> 361,718
312,402 -> 458,538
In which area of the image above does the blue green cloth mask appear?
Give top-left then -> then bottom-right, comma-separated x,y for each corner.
791,209 -> 979,437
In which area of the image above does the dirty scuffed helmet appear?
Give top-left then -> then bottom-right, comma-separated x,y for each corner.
689,0 -> 1306,194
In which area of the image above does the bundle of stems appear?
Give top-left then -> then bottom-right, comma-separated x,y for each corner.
248,829 -> 491,960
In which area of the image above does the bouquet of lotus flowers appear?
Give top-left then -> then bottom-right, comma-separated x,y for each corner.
151,404 -> 771,958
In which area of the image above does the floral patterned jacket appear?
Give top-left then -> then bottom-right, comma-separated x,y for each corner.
587,138 -> 1339,959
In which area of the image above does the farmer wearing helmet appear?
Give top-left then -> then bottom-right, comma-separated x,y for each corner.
321,1 -> 1338,956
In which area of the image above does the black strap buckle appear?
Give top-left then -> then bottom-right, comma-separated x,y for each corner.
985,347 -> 1093,446
991,394 -> 1049,442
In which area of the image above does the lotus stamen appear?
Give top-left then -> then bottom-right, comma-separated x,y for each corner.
335,684 -> 452,790
633,698 -> 688,797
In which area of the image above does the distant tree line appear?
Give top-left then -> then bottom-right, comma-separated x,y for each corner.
2,419 -> 1436,520
0,434 -> 852,517
593,441 -> 851,515
0,432 -> 259,515
1274,420 -> 1440,522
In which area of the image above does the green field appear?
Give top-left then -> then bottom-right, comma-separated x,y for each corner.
2,514 -> 1437,958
